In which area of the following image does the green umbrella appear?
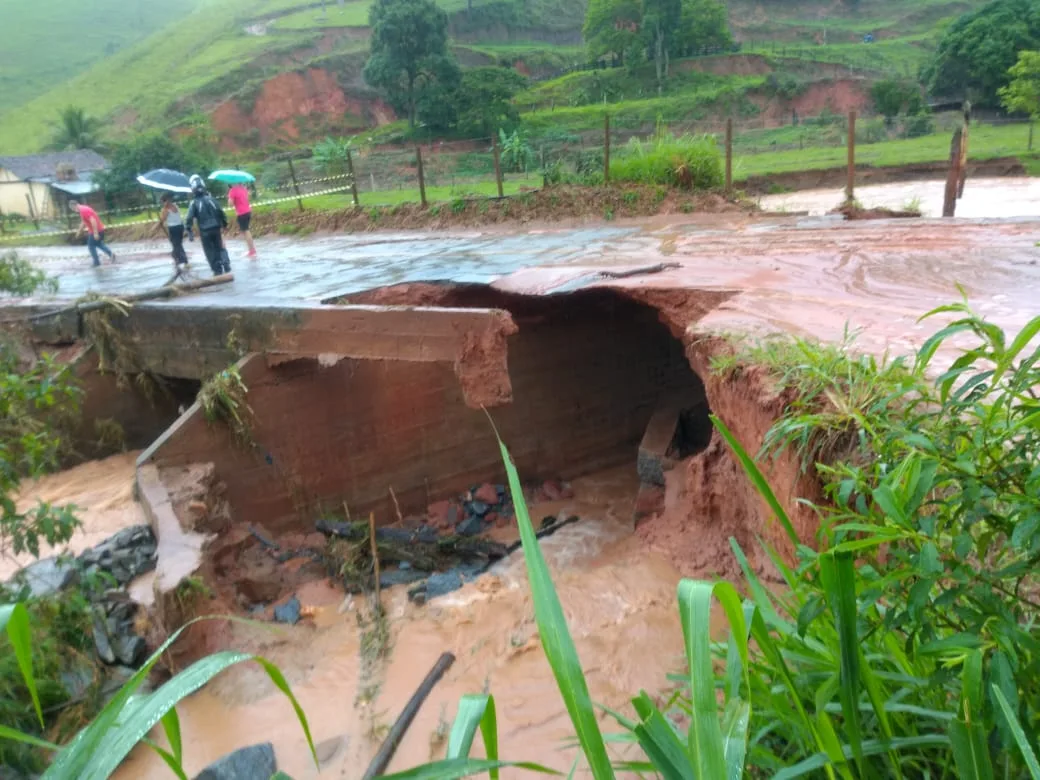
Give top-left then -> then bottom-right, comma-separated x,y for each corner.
208,169 -> 255,184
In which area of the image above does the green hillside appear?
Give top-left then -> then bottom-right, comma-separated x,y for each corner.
0,0 -> 200,113
0,0 -> 994,154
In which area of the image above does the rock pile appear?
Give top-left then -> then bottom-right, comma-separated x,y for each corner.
4,524 -> 157,669
425,479 -> 573,536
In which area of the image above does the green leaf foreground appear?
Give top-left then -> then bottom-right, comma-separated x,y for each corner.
0,615 -> 317,780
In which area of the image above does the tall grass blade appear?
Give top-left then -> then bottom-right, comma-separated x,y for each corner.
630,691 -> 695,780
0,603 -> 43,727
991,685 -> 1040,779
496,434 -> 614,779
379,758 -> 560,778
160,708 -> 183,767
142,738 -> 189,780
447,694 -> 500,779
677,579 -> 748,779
818,551 -> 865,773
775,736 -> 951,779
948,719 -> 994,780
0,725 -> 59,750
711,415 -> 800,547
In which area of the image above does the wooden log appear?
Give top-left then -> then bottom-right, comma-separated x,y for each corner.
943,127 -> 963,218
28,274 -> 234,321
362,652 -> 456,780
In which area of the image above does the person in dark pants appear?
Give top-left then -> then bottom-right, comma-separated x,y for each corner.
158,193 -> 188,269
185,175 -> 229,276
69,199 -> 115,266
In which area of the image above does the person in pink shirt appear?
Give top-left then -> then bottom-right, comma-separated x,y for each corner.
69,199 -> 115,266
227,183 -> 256,258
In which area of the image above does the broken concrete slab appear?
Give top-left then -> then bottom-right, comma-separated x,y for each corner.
637,399 -> 684,487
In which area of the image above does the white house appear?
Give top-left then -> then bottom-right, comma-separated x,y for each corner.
0,150 -> 109,221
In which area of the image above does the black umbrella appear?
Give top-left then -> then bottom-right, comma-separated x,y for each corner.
136,168 -> 193,193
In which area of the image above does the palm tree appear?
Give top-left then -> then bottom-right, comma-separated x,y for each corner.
48,106 -> 103,151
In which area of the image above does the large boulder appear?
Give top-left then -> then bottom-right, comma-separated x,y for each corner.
193,743 -> 276,780
5,556 -> 78,598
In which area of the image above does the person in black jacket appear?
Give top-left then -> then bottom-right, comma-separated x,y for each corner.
185,175 -> 230,275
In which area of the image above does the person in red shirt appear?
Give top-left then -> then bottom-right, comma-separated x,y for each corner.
227,183 -> 256,258
69,199 -> 116,267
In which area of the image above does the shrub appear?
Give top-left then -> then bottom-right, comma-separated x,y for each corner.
276,223 -> 301,235
903,112 -> 936,138
610,131 -> 723,190
389,300 -> 1040,779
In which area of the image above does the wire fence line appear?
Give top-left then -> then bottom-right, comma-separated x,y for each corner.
1,111 -> 1033,241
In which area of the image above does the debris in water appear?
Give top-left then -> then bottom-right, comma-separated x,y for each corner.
273,595 -> 301,625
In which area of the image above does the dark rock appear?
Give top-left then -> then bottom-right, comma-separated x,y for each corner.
61,661 -> 96,700
468,501 -> 490,517
79,524 -> 158,586
114,635 -> 146,667
379,568 -> 427,588
456,514 -> 484,537
8,556 -> 78,598
424,571 -> 465,599
273,596 -> 301,625
193,742 -> 276,780
92,614 -> 116,665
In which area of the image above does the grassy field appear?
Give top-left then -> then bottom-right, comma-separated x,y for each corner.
261,178 -> 534,210
0,0 -> 200,113
733,121 -> 1037,180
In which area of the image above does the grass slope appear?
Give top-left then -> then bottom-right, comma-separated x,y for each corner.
0,0 -> 315,153
0,0 -> 200,114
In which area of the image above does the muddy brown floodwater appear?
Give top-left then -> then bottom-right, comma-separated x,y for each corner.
115,466 -> 702,778
1,452 -> 145,581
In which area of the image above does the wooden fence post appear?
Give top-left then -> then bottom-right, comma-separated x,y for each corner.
492,136 -> 504,198
416,147 -> 427,208
943,126 -> 963,218
24,194 -> 39,230
725,117 -> 733,192
846,110 -> 857,203
346,149 -> 360,206
286,158 -> 304,212
603,114 -> 611,183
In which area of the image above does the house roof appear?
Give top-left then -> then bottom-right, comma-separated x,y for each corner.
0,150 -> 108,181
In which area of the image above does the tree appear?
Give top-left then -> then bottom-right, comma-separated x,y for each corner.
674,0 -> 732,57
582,0 -> 731,85
1000,49 -> 1040,115
48,107 -> 103,152
456,67 -> 528,137
0,253 -> 80,564
871,79 -> 926,124
363,0 -> 459,129
583,0 -> 642,65
92,131 -> 216,200
924,0 -> 1040,108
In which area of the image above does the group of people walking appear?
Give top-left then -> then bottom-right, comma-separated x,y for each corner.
73,175 -> 256,277
158,175 -> 256,276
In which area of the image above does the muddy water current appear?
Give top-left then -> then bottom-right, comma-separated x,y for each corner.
1,452 -> 145,581
759,176 -> 1040,218
109,465 -> 694,778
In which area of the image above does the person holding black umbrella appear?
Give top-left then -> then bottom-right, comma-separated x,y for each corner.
158,193 -> 189,270
185,175 -> 230,276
